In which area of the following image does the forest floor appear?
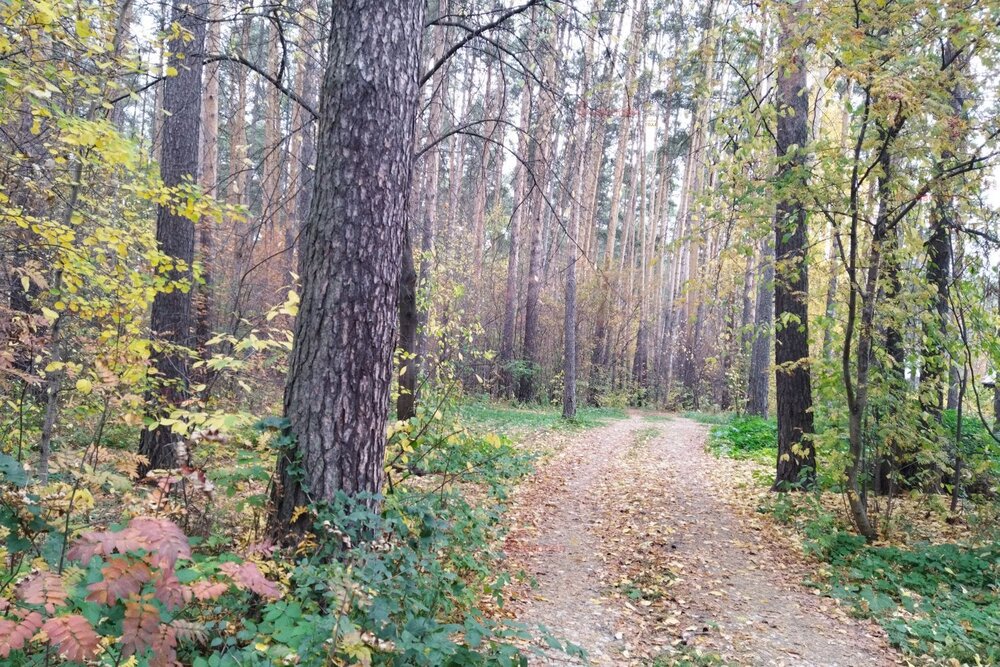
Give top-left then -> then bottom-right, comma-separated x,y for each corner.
503,413 -> 901,666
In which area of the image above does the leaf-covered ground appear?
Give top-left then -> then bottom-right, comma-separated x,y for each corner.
504,414 -> 900,666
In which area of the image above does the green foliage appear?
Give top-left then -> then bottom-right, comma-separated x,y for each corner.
205,416 -> 538,666
825,542 -> 1000,663
651,646 -> 730,666
709,416 -> 777,461
764,490 -> 1000,664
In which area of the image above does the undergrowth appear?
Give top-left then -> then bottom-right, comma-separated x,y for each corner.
1,399 -> 604,665
707,416 -> 776,462
760,490 -> 1000,664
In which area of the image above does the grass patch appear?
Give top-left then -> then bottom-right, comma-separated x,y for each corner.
458,400 -> 625,437
650,646 -> 730,666
682,411 -> 735,425
628,426 -> 660,457
708,415 -> 777,463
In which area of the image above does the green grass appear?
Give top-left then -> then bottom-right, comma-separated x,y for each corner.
650,646 -> 730,666
681,411 -> 735,425
708,415 -> 777,463
457,400 -> 626,438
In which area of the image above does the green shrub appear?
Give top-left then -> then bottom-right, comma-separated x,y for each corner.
709,416 -> 776,459
825,542 -> 1000,663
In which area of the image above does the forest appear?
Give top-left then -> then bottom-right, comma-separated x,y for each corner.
1,0 -> 1000,664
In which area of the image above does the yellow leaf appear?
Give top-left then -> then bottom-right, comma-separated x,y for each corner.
75,378 -> 93,394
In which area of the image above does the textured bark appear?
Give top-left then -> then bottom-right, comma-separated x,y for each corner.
139,0 -> 207,472
772,0 -> 816,490
271,0 -> 424,535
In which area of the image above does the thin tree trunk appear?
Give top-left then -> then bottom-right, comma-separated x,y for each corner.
517,16 -> 556,403
748,239 -> 773,416
499,74 -> 532,396
195,0 -> 221,351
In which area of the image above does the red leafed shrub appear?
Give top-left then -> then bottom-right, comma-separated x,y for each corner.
218,561 -> 282,599
16,572 -> 66,613
86,557 -> 153,605
0,515 -> 282,663
0,611 -> 42,657
68,516 -> 193,568
42,614 -> 101,662
121,596 -> 161,657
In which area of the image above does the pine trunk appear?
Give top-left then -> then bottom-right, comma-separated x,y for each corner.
772,0 -> 816,490
139,0 -> 207,472
271,0 -> 424,536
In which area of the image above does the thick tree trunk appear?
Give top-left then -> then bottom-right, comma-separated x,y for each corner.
270,0 -> 424,536
139,0 -> 207,472
772,0 -> 816,490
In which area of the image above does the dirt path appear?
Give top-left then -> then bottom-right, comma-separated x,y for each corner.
505,414 -> 899,666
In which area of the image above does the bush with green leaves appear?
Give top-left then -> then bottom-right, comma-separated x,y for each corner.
202,415 -> 538,666
824,541 -> 1000,663
709,416 -> 776,460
